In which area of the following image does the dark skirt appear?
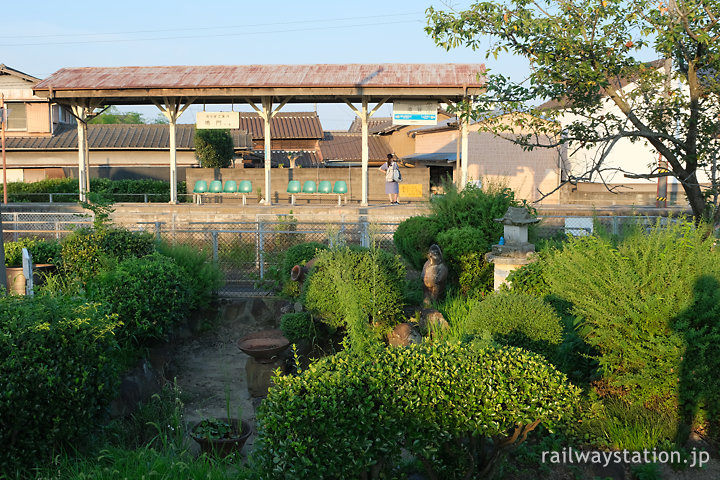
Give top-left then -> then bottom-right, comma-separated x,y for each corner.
385,181 -> 399,194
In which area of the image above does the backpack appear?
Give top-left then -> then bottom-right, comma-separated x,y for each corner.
386,164 -> 402,182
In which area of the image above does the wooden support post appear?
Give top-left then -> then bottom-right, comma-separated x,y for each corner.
246,97 -> 290,205
154,97 -> 196,204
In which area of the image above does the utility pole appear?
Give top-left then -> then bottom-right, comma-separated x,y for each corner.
1,94 -> 6,204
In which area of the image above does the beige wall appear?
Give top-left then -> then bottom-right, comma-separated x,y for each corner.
186,166 -> 430,204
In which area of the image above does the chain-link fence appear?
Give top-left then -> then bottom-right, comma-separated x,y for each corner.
3,211 -> 686,296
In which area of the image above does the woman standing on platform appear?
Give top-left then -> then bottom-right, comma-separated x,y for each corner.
379,153 -> 400,204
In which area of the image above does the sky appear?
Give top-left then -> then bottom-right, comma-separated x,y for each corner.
3,0 -> 531,130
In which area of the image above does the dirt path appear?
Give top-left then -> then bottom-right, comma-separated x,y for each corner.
167,297 -> 291,456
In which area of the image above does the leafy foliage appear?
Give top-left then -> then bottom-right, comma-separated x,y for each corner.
279,312 -> 315,343
0,178 -> 186,203
61,227 -> 156,281
254,343 -> 581,479
156,242 -> 223,310
194,129 -> 234,168
302,246 -> 405,334
4,237 -> 61,267
89,253 -> 191,344
426,0 -> 720,222
466,291 -> 564,358
393,216 -> 442,270
544,220 -> 720,409
0,295 -> 121,474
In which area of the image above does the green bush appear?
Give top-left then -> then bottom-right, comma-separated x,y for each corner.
466,291 -> 564,358
281,241 -> 327,278
543,220 -> 720,409
393,216 -> 442,270
194,129 -> 234,168
89,253 -> 191,344
4,237 -> 61,266
254,343 -> 581,479
505,253 -> 551,297
456,250 -> 494,296
61,227 -> 156,280
156,242 -> 223,310
279,312 -> 315,343
0,295 -> 121,474
302,246 -> 405,334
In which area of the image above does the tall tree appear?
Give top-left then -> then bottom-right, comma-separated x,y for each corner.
90,106 -> 168,125
426,0 -> 720,223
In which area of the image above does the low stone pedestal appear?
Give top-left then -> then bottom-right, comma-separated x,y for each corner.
245,356 -> 285,398
485,253 -> 536,291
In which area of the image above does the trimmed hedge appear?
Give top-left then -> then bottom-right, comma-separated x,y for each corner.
0,178 -> 187,203
89,253 -> 192,344
255,343 -> 580,479
61,227 -> 156,280
0,295 -> 121,474
393,216 -> 441,270
466,291 -> 564,358
279,312 -> 315,343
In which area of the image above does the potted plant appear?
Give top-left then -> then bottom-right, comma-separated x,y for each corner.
190,417 -> 252,457
4,238 -> 60,295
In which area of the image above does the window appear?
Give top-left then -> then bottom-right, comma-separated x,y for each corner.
6,103 -> 27,130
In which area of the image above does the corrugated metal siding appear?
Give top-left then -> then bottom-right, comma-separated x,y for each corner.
5,124 -> 253,150
35,64 -> 485,91
320,131 -> 392,161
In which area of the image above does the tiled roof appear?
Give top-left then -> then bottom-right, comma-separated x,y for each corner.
5,124 -> 253,150
238,112 -> 323,139
347,117 -> 394,133
320,131 -> 392,163
244,150 -> 322,168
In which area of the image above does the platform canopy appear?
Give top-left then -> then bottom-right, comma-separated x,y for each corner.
33,63 -> 485,204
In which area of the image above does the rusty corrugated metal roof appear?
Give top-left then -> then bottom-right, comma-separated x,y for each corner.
347,117 -> 394,134
5,124 -> 252,150
238,112 -> 323,139
320,131 -> 392,162
35,64 -> 485,91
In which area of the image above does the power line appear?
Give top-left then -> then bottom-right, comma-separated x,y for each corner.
0,12 -> 424,44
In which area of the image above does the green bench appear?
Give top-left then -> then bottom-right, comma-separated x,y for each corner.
287,180 -> 347,205
192,180 -> 253,204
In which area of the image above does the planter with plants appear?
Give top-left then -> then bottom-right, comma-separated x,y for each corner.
4,238 -> 61,294
190,417 -> 252,457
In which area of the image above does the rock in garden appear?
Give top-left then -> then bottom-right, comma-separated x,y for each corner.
388,323 -> 422,347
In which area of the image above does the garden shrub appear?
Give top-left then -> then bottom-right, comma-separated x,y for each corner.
254,343 -> 581,479
393,216 -> 441,270
89,253 -> 191,344
456,250 -> 494,296
465,291 -> 564,358
156,242 -> 223,310
279,312 -> 315,343
194,129 -> 234,168
543,220 -> 720,411
281,241 -> 327,278
4,237 -> 61,266
61,227 -> 156,280
0,295 -> 121,474
505,253 -> 551,297
302,246 -> 405,334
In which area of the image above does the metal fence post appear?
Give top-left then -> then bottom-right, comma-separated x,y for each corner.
612,216 -> 619,237
212,231 -> 219,263
361,218 -> 369,248
257,220 -> 265,280
154,221 -> 162,239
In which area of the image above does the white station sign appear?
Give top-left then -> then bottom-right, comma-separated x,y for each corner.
196,112 -> 240,129
392,100 -> 438,126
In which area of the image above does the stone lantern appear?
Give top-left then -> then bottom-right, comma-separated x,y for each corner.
485,207 -> 540,290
